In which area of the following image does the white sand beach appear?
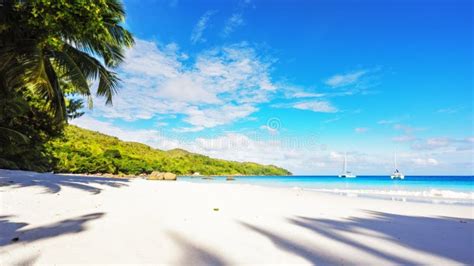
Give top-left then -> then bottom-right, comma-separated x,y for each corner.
1,169 -> 473,265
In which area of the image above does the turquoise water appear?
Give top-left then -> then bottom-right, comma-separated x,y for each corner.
180,175 -> 474,204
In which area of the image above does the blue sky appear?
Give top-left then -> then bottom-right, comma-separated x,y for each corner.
73,0 -> 473,175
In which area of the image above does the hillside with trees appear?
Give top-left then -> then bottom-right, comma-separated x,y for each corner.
46,125 -> 291,176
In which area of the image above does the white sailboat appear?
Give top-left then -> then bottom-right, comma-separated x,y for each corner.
390,153 -> 405,179
338,152 -> 356,178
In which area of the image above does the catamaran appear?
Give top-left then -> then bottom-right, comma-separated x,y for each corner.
338,152 -> 356,178
390,153 -> 405,179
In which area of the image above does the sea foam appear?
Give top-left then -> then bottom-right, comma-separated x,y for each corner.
307,188 -> 474,201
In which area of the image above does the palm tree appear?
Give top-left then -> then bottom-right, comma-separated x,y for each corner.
0,0 -> 134,121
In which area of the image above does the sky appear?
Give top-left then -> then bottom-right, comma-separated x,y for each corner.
72,0 -> 473,175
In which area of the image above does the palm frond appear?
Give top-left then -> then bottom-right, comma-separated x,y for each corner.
49,49 -> 91,97
63,43 -> 120,104
42,56 -> 67,122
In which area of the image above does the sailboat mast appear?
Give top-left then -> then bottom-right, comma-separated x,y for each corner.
394,152 -> 398,169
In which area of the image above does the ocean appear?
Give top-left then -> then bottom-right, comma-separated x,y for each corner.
180,175 -> 474,205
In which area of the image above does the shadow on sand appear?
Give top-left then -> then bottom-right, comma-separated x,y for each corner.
0,169 -> 128,194
10,254 -> 40,266
0,213 -> 105,247
289,211 -> 474,264
240,211 -> 474,265
239,221 -> 342,265
167,231 -> 228,266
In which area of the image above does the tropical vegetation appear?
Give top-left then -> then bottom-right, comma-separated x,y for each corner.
47,125 -> 291,176
0,0 -> 133,171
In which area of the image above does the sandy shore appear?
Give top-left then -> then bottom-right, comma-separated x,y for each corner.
1,170 -> 473,265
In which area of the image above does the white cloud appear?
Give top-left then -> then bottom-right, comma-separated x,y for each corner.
325,70 -> 367,88
457,137 -> 474,151
282,86 -> 326,98
183,104 -> 257,129
411,137 -> 474,151
355,127 -> 369,133
392,135 -> 417,143
89,39 -> 278,131
411,158 -> 439,166
388,121 -> 472,154
291,92 -> 325,98
437,107 -> 461,114
222,0 -> 253,37
391,151 -> 473,174
187,133 -> 332,173
260,125 -> 278,134
121,40 -> 181,78
223,13 -> 244,36
377,115 -> 411,125
393,124 -> 423,134
391,124 -> 420,143
412,137 -> 451,150
155,122 -> 168,127
159,75 -> 221,104
378,119 -> 396,125
190,10 -> 217,44
323,116 -> 341,123
293,100 -> 338,113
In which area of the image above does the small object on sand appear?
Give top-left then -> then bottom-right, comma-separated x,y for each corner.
11,237 -> 19,242
213,208 -> 219,211
226,176 -> 235,181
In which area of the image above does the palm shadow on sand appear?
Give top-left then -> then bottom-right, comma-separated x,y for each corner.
289,211 -> 474,265
0,213 -> 104,247
239,221 -> 343,265
240,211 -> 473,265
0,169 -> 128,194
166,231 -> 228,266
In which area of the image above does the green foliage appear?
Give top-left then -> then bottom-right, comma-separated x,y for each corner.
47,126 -> 291,176
0,86 -> 64,172
0,0 -> 134,121
103,149 -> 122,159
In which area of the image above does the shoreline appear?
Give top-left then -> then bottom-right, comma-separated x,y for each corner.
3,169 -> 473,204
